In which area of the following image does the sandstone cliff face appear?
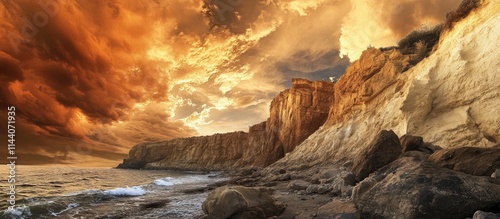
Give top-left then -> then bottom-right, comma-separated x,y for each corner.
236,79 -> 334,167
119,132 -> 248,170
118,79 -> 334,170
271,79 -> 335,154
272,0 -> 500,169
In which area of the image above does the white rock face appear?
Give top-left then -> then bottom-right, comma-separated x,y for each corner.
273,1 -> 500,168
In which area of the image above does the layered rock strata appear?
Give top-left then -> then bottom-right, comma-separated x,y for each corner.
117,132 -> 248,170
118,79 -> 334,170
237,79 -> 334,167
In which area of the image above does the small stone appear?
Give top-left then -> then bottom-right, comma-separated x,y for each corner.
287,180 -> 309,191
319,170 -> 337,179
342,186 -> 353,197
261,181 -> 277,187
140,199 -> 169,209
343,172 -> 357,186
310,177 -> 321,184
278,173 -> 291,181
317,185 -> 329,194
306,185 -> 319,194
251,171 -> 261,178
491,169 -> 500,179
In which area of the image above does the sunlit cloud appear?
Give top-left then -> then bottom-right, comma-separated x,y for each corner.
339,0 -> 460,60
0,0 -> 460,165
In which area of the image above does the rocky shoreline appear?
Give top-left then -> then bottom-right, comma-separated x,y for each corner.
198,131 -> 500,219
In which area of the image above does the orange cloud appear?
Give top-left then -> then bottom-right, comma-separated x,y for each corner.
0,0 -> 461,165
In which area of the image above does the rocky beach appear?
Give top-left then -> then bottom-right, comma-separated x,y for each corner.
118,0 -> 500,218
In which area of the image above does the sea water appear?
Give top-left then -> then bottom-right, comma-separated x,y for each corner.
0,166 -> 226,218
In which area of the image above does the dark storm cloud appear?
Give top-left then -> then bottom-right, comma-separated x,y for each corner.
0,0 -> 198,165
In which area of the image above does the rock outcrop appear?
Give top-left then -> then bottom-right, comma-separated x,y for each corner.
428,146 -> 500,176
270,78 -> 335,154
117,132 -> 248,170
353,156 -> 500,219
271,0 -> 500,170
118,79 -> 334,170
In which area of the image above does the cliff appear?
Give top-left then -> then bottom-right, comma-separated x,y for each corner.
273,79 -> 335,154
271,0 -> 500,169
119,0 -> 499,172
118,79 -> 334,170
236,79 -> 334,167
117,132 -> 248,170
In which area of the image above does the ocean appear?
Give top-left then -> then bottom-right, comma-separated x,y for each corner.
0,166 -> 226,218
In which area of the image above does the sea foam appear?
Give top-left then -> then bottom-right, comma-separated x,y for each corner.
103,186 -> 147,197
153,175 -> 215,186
1,205 -> 32,218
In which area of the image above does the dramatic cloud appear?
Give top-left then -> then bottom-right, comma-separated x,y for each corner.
0,0 -> 460,166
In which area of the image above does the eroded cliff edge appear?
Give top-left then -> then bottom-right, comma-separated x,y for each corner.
117,79 -> 334,170
272,0 -> 500,170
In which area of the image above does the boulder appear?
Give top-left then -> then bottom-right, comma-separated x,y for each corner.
316,200 -> 361,219
352,130 -> 402,181
429,146 -> 500,176
317,185 -> 330,195
202,186 -> 284,219
400,135 -> 424,152
353,156 -> 500,219
116,159 -> 146,169
305,185 -> 319,194
473,210 -> 500,219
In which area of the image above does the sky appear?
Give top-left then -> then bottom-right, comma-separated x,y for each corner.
0,0 -> 461,166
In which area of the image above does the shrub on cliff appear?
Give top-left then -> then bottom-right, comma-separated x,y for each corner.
397,24 -> 443,56
444,0 -> 483,31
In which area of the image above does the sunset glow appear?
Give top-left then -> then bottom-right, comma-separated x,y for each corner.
0,0 -> 461,166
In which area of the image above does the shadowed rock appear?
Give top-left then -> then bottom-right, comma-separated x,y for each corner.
429,146 -> 500,176
400,135 -> 424,152
353,156 -> 500,219
352,130 -> 402,181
